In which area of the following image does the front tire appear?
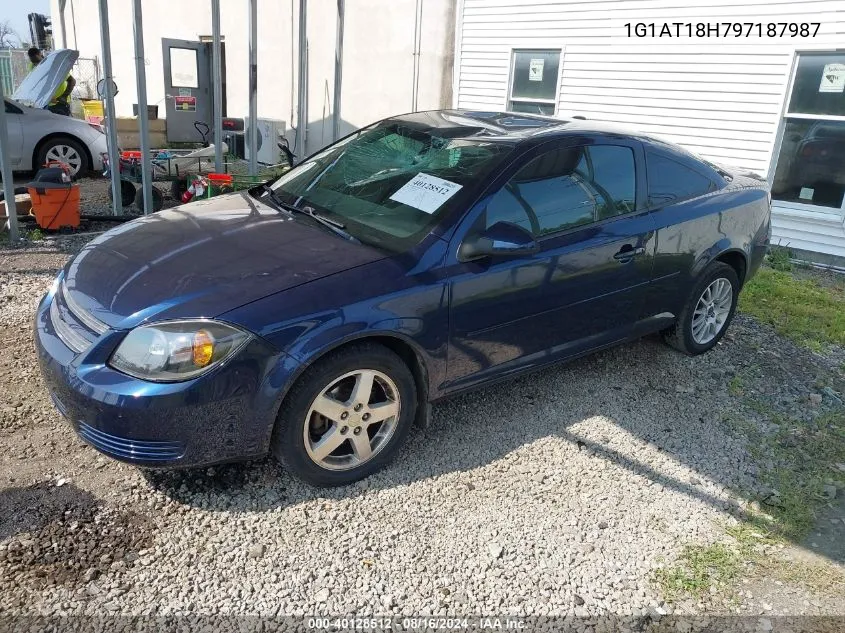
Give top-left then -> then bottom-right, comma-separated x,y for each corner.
663,262 -> 739,355
35,136 -> 89,178
271,343 -> 417,487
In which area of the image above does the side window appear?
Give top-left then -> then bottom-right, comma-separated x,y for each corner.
646,151 -> 715,206
4,100 -> 21,114
484,144 -> 636,237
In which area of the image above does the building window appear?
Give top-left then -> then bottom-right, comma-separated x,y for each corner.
508,49 -> 560,116
771,52 -> 845,211
169,47 -> 199,88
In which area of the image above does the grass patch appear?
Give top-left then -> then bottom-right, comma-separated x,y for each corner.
655,543 -> 741,598
766,245 -> 794,272
739,267 -> 845,350
657,410 -> 845,601
759,411 -> 845,540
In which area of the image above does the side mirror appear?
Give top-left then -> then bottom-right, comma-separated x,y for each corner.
458,221 -> 539,262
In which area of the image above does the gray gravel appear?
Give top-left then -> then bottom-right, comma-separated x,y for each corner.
1,237 -> 843,623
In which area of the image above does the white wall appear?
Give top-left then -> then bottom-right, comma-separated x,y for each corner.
51,0 -> 456,155
454,0 -> 845,259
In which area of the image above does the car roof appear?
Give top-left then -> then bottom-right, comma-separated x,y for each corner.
384,109 -> 694,156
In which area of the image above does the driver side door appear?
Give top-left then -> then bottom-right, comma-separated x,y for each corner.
444,139 -> 656,392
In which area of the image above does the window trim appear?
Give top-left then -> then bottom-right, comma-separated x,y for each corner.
505,46 -> 564,115
768,49 -> 845,216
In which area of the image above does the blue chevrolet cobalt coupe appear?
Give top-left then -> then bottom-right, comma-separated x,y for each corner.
36,110 -> 771,486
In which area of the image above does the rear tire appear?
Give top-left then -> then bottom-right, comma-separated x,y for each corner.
663,262 -> 739,355
271,343 -> 417,487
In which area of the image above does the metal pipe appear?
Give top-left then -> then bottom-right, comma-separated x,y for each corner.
296,0 -> 308,155
211,0 -> 223,173
58,0 -> 68,48
98,0 -> 122,215
131,0 -> 153,215
248,0 -> 258,176
411,0 -> 424,112
332,0 -> 344,142
0,78 -> 19,242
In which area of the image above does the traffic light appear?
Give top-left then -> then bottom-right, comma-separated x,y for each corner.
28,13 -> 53,50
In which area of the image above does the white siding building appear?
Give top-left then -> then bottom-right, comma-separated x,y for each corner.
453,0 -> 845,263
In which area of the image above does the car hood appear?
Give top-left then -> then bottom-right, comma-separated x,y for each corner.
13,49 -> 79,109
63,193 -> 388,329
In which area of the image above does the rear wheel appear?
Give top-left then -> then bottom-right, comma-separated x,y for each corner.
271,343 -> 417,486
663,262 -> 739,355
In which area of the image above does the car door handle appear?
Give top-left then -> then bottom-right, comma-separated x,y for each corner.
613,246 -> 646,261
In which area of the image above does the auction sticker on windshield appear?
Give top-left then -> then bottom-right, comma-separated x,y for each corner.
390,173 -> 463,214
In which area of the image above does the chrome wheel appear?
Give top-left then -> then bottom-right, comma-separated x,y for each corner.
44,144 -> 83,175
303,369 -> 401,471
691,277 -> 733,345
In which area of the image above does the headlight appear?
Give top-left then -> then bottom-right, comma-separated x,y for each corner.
109,320 -> 251,382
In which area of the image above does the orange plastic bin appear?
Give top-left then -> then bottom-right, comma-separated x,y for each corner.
27,182 -> 81,230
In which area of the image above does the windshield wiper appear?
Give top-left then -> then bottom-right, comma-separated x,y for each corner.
258,186 -> 359,243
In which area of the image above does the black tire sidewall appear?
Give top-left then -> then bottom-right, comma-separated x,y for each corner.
36,136 -> 89,179
134,186 -> 164,212
272,344 -> 417,487
171,179 -> 188,201
679,263 -> 739,355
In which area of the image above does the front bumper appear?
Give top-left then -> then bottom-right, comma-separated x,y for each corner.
35,281 -> 300,468
88,135 -> 108,171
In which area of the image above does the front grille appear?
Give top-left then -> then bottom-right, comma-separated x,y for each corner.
49,283 -> 109,354
78,422 -> 186,461
61,282 -> 109,334
50,296 -> 91,353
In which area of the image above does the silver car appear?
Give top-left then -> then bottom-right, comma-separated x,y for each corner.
5,49 -> 108,178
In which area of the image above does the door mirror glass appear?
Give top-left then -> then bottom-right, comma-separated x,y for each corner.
459,221 -> 539,262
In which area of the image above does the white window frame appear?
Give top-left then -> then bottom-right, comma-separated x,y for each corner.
505,46 -> 564,116
768,49 -> 845,219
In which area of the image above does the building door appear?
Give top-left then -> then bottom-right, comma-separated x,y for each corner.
162,39 -> 214,143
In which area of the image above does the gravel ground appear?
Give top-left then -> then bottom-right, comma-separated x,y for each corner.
0,235 -> 843,628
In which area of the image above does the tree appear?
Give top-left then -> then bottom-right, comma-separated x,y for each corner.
0,20 -> 21,48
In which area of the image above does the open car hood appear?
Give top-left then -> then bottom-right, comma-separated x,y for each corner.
12,49 -> 79,108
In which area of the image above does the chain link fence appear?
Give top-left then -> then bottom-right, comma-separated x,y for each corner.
72,56 -> 101,100
0,48 -> 30,95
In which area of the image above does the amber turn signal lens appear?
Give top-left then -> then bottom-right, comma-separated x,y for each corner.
192,330 -> 215,367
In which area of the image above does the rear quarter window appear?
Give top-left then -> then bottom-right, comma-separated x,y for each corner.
646,150 -> 717,207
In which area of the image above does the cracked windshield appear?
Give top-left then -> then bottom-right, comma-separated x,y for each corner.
268,121 -> 512,247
